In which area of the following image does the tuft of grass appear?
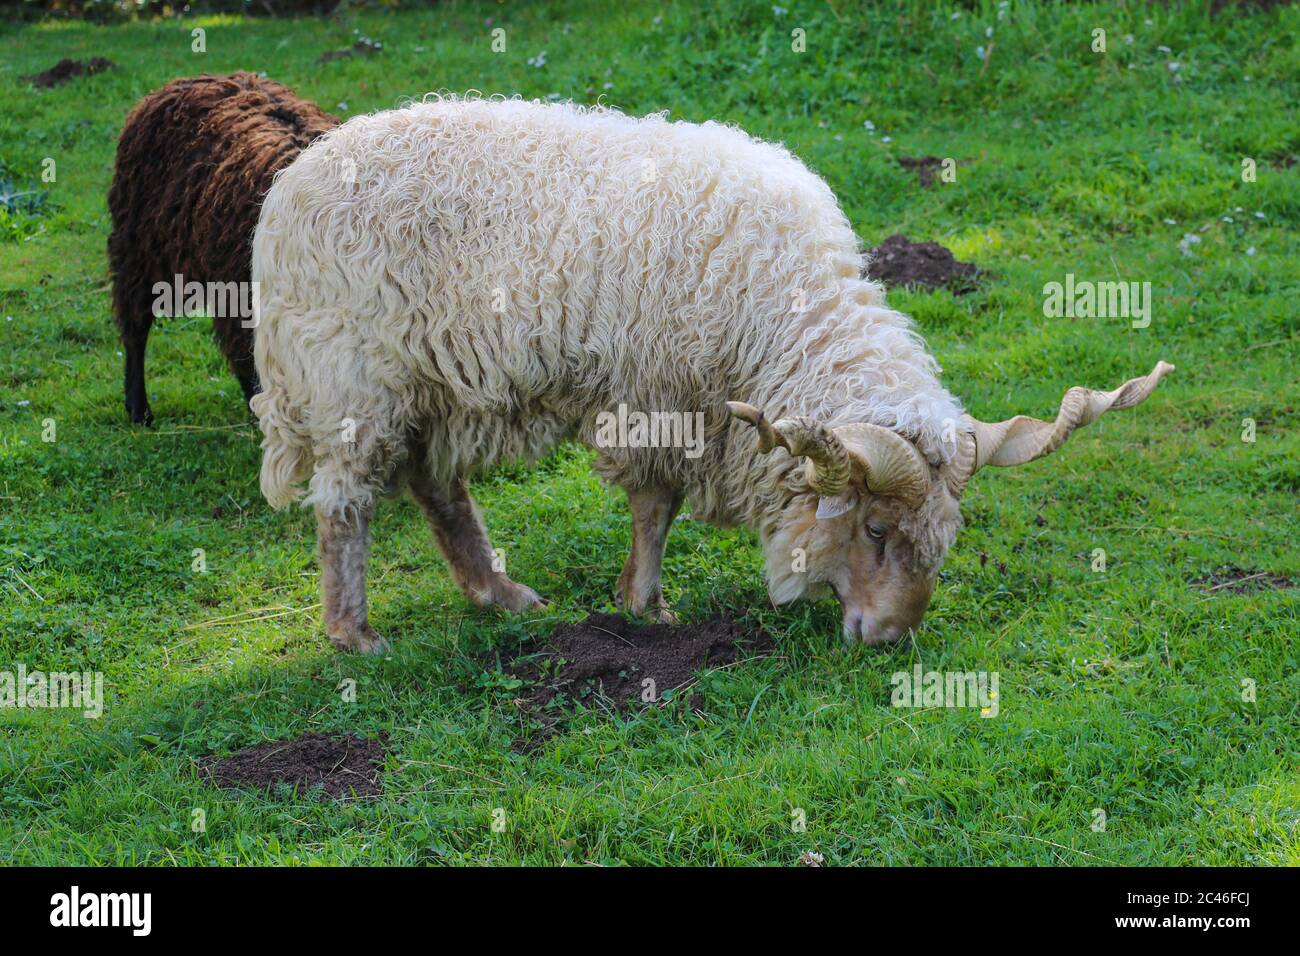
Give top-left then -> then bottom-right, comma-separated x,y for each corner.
0,0 -> 1296,865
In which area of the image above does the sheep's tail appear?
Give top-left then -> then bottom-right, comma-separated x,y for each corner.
250,380 -> 311,510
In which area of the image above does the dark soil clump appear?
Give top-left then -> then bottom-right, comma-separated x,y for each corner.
865,234 -> 980,294
493,612 -> 774,751
319,37 -> 383,63
25,58 -> 116,88
201,732 -> 386,800
898,155 -> 945,188
1192,566 -> 1296,595
1211,0 -> 1295,13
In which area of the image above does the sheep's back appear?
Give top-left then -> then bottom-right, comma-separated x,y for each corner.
254,98 -> 865,427
108,73 -> 337,300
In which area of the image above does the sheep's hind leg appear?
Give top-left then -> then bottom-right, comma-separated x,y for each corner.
409,474 -> 545,612
121,324 -> 153,426
616,485 -> 684,623
317,502 -> 389,654
233,354 -> 260,407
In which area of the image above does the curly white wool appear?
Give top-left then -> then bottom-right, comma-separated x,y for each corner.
250,96 -> 963,524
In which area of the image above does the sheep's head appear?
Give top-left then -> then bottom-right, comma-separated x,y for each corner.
728,360 -> 1174,644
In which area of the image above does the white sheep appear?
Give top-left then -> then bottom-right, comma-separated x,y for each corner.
251,96 -> 1172,652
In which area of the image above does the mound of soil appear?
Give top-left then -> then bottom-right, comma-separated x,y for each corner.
494,612 -> 774,750
201,732 -> 386,800
865,234 -> 980,294
898,155 -> 945,188
24,58 -> 116,88
319,38 -> 382,63
1192,566 -> 1296,595
1212,0 -> 1295,13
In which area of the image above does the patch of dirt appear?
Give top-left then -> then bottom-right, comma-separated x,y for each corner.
1211,0 -> 1295,13
864,234 -> 980,294
24,58 -> 116,88
1192,566 -> 1296,595
319,37 -> 383,63
200,732 -> 386,800
492,612 -> 774,752
898,155 -> 945,188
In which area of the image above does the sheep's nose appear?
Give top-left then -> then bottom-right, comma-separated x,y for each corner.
842,610 -> 903,646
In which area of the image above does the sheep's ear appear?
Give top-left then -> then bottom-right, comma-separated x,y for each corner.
815,494 -> 856,520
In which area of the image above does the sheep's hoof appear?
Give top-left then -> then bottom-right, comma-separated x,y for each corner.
615,587 -> 678,625
329,624 -> 390,655
478,578 -> 546,613
643,604 -> 679,625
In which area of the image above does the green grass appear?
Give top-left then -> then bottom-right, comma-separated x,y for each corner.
1,0 -> 1297,865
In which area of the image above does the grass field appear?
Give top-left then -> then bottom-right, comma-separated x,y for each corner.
0,0 -> 1297,865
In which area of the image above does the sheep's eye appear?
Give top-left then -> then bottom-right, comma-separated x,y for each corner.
866,524 -> 887,540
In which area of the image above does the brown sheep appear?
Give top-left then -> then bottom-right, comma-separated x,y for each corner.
107,72 -> 336,424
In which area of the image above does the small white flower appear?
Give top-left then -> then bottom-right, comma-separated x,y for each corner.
1167,61 -> 1180,72
986,26 -> 994,37
863,120 -> 875,131
1158,45 -> 1172,53
951,11 -> 962,19
882,136 -> 892,143
337,102 -> 349,111
602,82 -> 613,90
1164,218 -> 1177,225
1123,34 -> 1134,45
1234,206 -> 1243,212
1254,211 -> 1266,219
1178,233 -> 1201,257
1223,216 -> 1233,223
772,5 -> 787,15
1246,247 -> 1256,256
528,51 -> 548,68
652,14 -> 662,25
976,45 -> 987,60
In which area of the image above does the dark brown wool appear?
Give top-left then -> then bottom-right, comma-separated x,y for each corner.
107,73 -> 336,424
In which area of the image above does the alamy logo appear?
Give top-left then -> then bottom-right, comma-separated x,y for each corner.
50,886 -> 151,936
0,665 -> 102,718
891,665 -> 999,717
151,274 -> 260,328
1042,274 -> 1151,328
594,403 -> 706,459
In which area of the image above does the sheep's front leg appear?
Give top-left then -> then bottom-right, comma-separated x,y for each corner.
409,475 -> 545,612
616,486 -> 684,623
317,504 -> 389,654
